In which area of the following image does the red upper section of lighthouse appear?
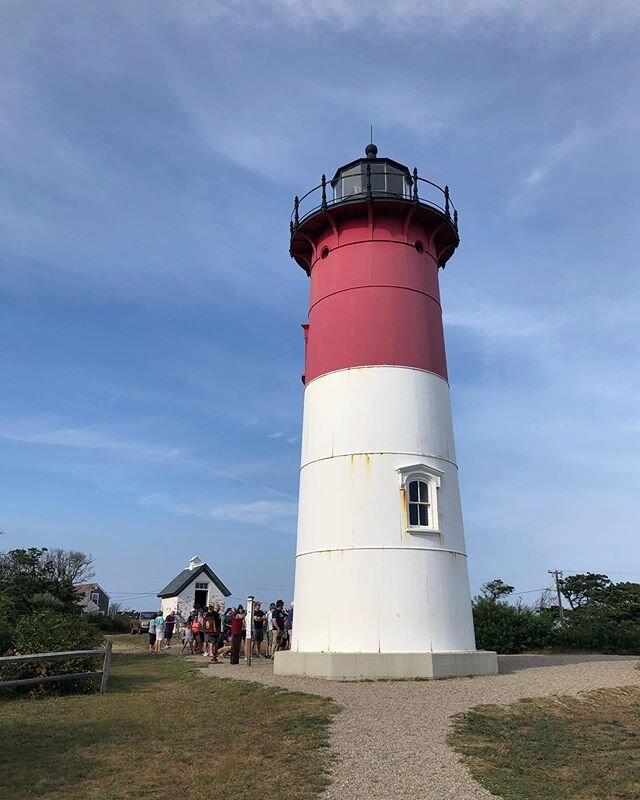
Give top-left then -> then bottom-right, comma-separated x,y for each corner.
290,146 -> 460,385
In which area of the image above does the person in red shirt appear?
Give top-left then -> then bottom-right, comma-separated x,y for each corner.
230,605 -> 246,665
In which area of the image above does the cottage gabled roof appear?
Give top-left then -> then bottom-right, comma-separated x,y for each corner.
157,563 -> 231,599
74,582 -> 108,596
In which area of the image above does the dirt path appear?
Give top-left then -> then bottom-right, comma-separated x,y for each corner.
198,654 -> 640,799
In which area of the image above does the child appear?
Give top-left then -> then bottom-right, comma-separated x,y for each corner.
181,622 -> 195,656
190,615 -> 201,654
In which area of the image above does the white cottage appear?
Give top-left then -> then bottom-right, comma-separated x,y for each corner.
157,556 -> 231,617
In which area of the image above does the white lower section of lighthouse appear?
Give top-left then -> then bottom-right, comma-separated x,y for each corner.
274,366 -> 498,680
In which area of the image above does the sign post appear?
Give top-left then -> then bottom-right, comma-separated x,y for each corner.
246,595 -> 254,666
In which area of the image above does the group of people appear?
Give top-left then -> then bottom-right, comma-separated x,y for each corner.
147,600 -> 294,665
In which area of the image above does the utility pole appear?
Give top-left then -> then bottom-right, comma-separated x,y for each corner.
549,570 -> 565,625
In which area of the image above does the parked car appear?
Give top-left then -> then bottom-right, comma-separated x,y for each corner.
130,611 -> 157,634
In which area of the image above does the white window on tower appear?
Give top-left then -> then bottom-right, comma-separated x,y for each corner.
407,479 -> 430,527
396,463 -> 444,534
195,582 -> 208,590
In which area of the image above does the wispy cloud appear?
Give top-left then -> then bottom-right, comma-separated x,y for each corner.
445,300 -> 560,342
0,418 -> 294,498
0,421 -> 184,461
138,493 -> 297,531
508,126 -> 595,212
163,0 -> 640,38
268,431 -> 284,439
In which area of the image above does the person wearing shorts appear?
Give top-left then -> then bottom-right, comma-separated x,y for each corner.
148,617 -> 156,652
153,612 -> 165,653
271,600 -> 286,655
181,624 -> 194,655
252,601 -> 265,658
164,611 -> 176,648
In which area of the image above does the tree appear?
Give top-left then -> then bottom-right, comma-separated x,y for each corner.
597,582 -> 640,622
480,579 -> 515,602
0,548 -> 82,617
559,573 -> 611,610
41,548 -> 95,584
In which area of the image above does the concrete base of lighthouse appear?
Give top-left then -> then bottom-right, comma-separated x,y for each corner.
273,650 -> 498,681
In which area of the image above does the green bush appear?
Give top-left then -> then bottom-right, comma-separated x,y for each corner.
86,612 -> 132,634
1,610 -> 105,696
0,595 -> 16,656
473,597 -> 555,654
556,614 -> 640,655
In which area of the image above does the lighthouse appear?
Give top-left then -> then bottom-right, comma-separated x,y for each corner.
274,145 -> 498,680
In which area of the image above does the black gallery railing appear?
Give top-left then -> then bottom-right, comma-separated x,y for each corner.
290,165 -> 459,240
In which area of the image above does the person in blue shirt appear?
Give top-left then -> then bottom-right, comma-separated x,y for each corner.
153,612 -> 165,653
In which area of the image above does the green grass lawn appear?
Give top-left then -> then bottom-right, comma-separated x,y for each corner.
0,635 -> 338,800
449,685 -> 640,800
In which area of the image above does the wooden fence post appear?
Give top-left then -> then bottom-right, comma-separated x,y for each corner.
100,640 -> 113,694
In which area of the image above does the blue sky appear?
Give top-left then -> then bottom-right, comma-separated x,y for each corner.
1,1 -> 639,610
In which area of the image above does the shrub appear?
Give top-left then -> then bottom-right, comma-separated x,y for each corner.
473,597 -> 555,654
1,610 -> 105,695
86,612 -> 133,634
0,595 -> 16,656
556,614 -> 640,655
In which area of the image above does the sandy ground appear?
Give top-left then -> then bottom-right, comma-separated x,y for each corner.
195,653 -> 640,799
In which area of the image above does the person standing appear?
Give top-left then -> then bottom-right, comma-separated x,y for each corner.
266,602 -> 276,658
285,602 -> 294,650
272,600 -> 286,655
211,602 -> 222,661
252,602 -> 265,658
204,604 -> 220,659
190,614 -> 201,654
180,622 -> 194,656
230,605 -> 246,665
154,611 -> 165,652
164,610 -> 176,649
148,615 -> 157,653
198,609 -> 206,655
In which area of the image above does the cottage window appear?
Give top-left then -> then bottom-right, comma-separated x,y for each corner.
90,591 -> 100,605
396,463 -> 444,534
195,582 -> 208,589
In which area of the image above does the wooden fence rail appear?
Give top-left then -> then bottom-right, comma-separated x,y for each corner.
0,640 -> 113,693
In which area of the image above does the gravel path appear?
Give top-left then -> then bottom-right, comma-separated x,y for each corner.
198,654 -> 640,799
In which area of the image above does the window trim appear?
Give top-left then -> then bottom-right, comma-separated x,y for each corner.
396,463 -> 444,535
